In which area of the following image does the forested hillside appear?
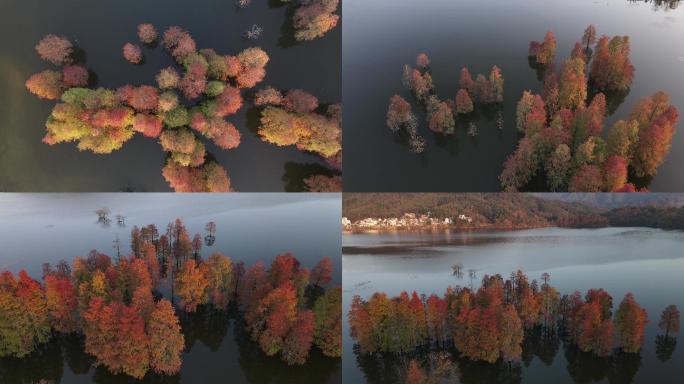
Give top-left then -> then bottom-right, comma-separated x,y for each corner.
343,193 -> 599,228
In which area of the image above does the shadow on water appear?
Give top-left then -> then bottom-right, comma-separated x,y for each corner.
655,335 -> 677,362
282,162 -> 337,192
352,327 -> 650,384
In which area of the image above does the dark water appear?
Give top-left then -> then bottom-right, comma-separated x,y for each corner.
343,0 -> 684,192
343,228 -> 684,383
0,193 -> 342,383
0,0 -> 341,192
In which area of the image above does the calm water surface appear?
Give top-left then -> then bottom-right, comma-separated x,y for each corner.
343,227 -> 684,383
0,0 -> 341,192
0,193 -> 342,383
343,0 -> 684,191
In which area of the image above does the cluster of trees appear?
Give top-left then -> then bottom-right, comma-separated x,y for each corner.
25,24 -> 272,192
605,204 -> 684,230
349,271 -> 679,367
0,252 -> 184,379
254,86 -> 342,191
386,54 -> 504,154
628,0 -> 682,10
282,0 -> 340,41
501,26 -> 678,192
0,218 -> 341,378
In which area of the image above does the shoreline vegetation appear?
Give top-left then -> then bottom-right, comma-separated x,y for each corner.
0,216 -> 341,380
348,270 -> 680,383
343,193 -> 684,233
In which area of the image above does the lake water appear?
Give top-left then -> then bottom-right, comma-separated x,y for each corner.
343,0 -> 684,191
0,193 -> 342,383
0,0 -> 341,192
343,227 -> 684,383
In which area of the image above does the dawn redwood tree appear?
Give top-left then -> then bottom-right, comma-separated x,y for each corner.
25,70 -> 63,100
558,58 -> 587,110
416,53 -> 430,69
44,274 -> 79,333
630,91 -> 679,177
387,95 -> 414,132
35,34 -> 73,65
313,286 -> 342,357
459,67 -> 475,93
204,252 -> 234,310
455,89 -> 474,114
282,310 -> 315,365
582,24 -> 597,50
348,295 -> 377,354
137,23 -> 158,44
310,257 -> 333,287
175,259 -> 209,313
658,305 -> 680,338
246,282 -> 298,360
123,43 -> 143,64
603,155 -> 628,191
148,300 -> 185,375
614,293 -> 648,353
0,271 -> 51,358
62,65 -> 89,87
427,100 -> 455,134
590,35 -> 634,91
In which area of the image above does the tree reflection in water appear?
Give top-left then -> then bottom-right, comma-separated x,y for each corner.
353,328 -> 655,384
655,335 -> 677,362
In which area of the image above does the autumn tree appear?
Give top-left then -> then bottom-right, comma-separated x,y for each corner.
205,252 -> 234,310
387,95 -> 414,132
311,257 -> 333,287
590,35 -> 634,91
147,299 -> 185,375
25,70 -> 64,100
582,24 -> 597,51
175,259 -> 209,312
123,43 -> 143,64
313,286 -> 341,357
292,0 -> 340,41
614,293 -> 648,353
82,298 -> 150,379
0,271 -> 51,357
455,89 -> 474,114
630,91 -> 679,177
558,58 -> 587,110
35,34 -> 73,65
138,23 -> 158,44
658,305 -> 680,338
44,273 -> 79,333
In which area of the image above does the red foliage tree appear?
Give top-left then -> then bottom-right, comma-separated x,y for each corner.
133,114 -> 163,138
416,53 -> 430,69
455,89 -> 474,114
62,65 -> 89,87
386,95 -> 413,131
311,257 -> 333,287
459,67 -> 474,92
123,43 -> 143,64
175,259 -> 209,313
590,35 -> 634,91
614,293 -> 648,353
148,300 -> 185,375
35,34 -> 73,65
137,23 -> 158,44
282,89 -> 319,113
44,274 -> 78,333
568,165 -> 603,192
603,155 -> 628,191
659,305 -> 680,337
25,70 -> 64,100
